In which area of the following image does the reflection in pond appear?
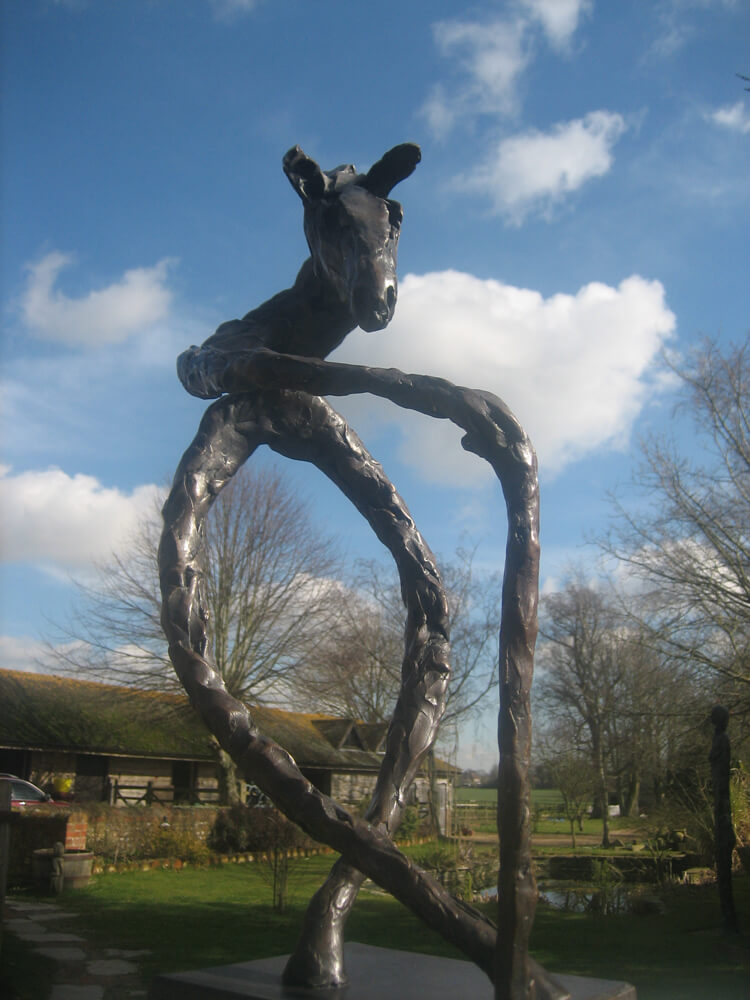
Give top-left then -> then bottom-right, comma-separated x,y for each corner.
539,885 -> 632,915
480,882 -> 660,916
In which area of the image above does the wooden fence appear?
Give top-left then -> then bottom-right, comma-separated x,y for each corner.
107,779 -> 221,807
453,800 -> 497,833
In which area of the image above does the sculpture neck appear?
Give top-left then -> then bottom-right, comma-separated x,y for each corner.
251,258 -> 357,359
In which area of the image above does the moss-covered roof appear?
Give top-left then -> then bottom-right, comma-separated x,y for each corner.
0,669 -> 385,772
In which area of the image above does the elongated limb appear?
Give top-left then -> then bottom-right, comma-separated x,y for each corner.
160,388 -> 483,975
174,351 -> 563,1000
163,350 -> 566,998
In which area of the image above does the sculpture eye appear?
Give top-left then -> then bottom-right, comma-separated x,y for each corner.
386,200 -> 403,228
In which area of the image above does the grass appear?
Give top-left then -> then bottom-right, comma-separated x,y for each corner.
456,787 -> 644,842
5,859 -> 749,999
7,855 -> 467,985
456,787 -> 566,807
456,786 -> 499,803
526,876 -> 750,1000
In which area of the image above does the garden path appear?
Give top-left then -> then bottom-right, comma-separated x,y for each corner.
4,897 -> 148,999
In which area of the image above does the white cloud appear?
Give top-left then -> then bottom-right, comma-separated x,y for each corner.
649,1 -> 739,58
209,0 -> 261,19
0,466 -> 160,572
459,111 -> 627,221
22,252 -> 174,348
422,2 -> 591,137
332,270 -> 675,485
437,18 -> 529,115
521,0 -> 592,49
707,101 -> 750,135
0,635 -> 63,674
422,17 -> 529,135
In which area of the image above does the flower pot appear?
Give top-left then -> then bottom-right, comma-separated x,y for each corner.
32,848 -> 94,891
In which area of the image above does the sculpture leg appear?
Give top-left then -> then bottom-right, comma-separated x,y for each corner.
259,396 -> 451,988
161,387 -> 452,987
283,627 -> 449,987
159,373 -> 559,997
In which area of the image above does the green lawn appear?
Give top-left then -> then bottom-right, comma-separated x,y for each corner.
456,786 -> 499,803
8,856 -> 468,985
456,787 -> 644,841
529,878 -> 750,1000
5,861 -> 749,999
456,787 -> 564,807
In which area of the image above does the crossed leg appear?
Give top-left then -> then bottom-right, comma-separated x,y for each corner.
160,367 -> 567,999
160,385 -> 455,985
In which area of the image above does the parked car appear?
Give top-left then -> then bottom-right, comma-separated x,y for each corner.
0,773 -> 57,806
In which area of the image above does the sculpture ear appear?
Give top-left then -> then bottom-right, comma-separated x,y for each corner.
283,146 -> 327,202
363,143 -> 421,197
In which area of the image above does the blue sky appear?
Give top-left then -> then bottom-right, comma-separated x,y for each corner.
1,0 -> 748,769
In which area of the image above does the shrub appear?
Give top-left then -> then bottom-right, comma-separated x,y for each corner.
208,805 -> 312,855
730,763 -> 750,846
150,828 -> 210,864
412,844 -> 458,872
394,805 -> 420,842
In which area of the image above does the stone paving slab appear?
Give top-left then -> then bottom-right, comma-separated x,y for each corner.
87,958 -> 140,975
11,925 -> 51,941
105,948 -> 153,957
49,986 -> 105,1000
5,917 -> 41,931
7,900 -> 63,912
32,909 -> 80,920
34,945 -> 88,962
22,930 -> 86,943
5,898 -> 149,999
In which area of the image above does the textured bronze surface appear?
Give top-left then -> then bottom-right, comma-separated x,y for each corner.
160,146 -> 562,999
710,705 -> 740,934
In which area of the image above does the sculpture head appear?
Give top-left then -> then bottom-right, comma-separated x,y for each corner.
283,143 -> 421,332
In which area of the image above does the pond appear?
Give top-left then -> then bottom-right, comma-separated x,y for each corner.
479,881 -> 663,916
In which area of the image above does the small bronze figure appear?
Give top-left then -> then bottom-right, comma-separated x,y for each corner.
710,705 -> 739,934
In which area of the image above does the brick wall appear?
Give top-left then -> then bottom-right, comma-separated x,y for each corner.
64,812 -> 88,851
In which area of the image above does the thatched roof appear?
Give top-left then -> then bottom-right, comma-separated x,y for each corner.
0,669 -> 382,772
0,670 -> 458,776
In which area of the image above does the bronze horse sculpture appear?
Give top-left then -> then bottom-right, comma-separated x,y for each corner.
177,143 -> 419,400
160,144 -> 565,1000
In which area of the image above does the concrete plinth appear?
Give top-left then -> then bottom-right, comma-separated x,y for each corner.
149,943 -> 636,1000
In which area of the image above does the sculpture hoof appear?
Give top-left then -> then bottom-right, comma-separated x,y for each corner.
282,948 -> 349,989
529,958 -> 572,1000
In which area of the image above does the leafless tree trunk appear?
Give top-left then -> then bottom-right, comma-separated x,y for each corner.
47,464 -> 344,800
602,335 -> 750,714
295,548 -> 502,737
538,576 -> 626,848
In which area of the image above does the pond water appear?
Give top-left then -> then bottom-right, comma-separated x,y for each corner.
539,885 -> 632,914
480,882 -> 658,916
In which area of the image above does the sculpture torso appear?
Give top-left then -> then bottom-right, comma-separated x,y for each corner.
177,143 -> 420,400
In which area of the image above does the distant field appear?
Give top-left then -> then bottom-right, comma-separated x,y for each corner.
530,788 -> 564,810
455,786 -> 497,803
456,787 -> 563,809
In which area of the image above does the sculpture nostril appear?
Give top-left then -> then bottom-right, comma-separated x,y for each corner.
386,285 -> 397,312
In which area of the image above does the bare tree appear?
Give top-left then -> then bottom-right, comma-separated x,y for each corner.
50,464 -> 344,799
296,547 -> 503,742
536,727 -> 594,848
602,335 -> 750,716
294,547 -> 502,832
538,576 -> 626,847
538,570 -> 708,838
